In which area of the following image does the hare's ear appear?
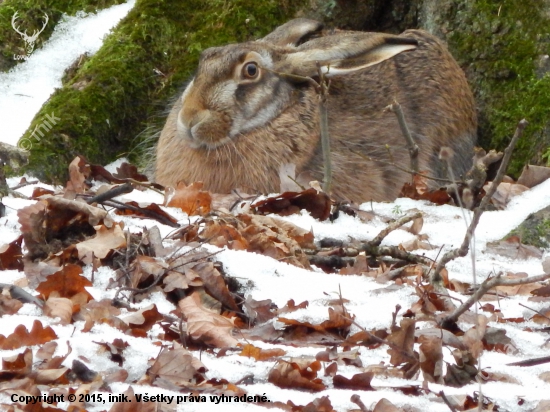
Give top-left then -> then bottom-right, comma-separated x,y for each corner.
280,33 -> 418,78
260,18 -> 324,47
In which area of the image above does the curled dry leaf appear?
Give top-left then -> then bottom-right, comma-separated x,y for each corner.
76,223 -> 127,262
243,296 -> 276,324
462,314 -> 488,359
0,235 -> 24,271
372,398 -> 401,412
94,339 -> 129,367
66,155 -> 90,194
43,296 -> 73,324
332,372 -> 374,390
178,292 -> 239,348
278,307 -> 352,335
418,335 -> 443,383
252,188 -> 332,221
119,304 -> 164,337
147,346 -> 206,387
239,344 -> 286,361
190,262 -> 239,312
167,182 -> 212,216
0,320 -> 57,350
268,359 -> 325,391
2,347 -> 32,375
387,318 -> 417,366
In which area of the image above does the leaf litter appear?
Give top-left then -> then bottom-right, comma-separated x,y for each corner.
0,157 -> 548,411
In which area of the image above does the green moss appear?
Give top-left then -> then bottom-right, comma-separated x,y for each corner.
0,0 -> 126,71
19,0 -> 306,183
448,0 -> 550,176
507,207 -> 550,249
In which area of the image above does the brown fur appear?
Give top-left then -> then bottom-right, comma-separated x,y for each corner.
155,20 -> 477,203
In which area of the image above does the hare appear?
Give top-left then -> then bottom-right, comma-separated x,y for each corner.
155,19 -> 477,203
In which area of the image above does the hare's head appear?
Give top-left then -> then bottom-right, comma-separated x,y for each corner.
175,19 -> 418,149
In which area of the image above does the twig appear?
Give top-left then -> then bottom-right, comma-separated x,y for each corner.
350,394 -> 368,412
316,62 -> 332,194
101,199 -> 179,228
85,182 -> 134,204
439,391 -> 458,412
9,179 -> 39,190
507,355 -> 550,367
0,283 -> 43,307
440,272 -> 550,326
387,101 -> 419,175
371,212 -> 422,247
431,119 -> 527,284
518,302 -> 550,322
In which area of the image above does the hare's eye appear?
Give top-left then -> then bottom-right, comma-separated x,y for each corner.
242,62 -> 259,79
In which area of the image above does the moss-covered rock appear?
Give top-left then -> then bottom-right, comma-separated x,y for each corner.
508,205 -> 550,249
19,0 -> 306,183
0,0 -> 125,72
420,0 -> 550,176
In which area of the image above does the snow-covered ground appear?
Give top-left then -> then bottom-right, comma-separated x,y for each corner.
0,2 -> 550,411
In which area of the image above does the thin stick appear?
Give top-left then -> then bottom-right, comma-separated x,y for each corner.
431,119 -> 527,283
439,391 -> 459,412
350,394 -> 368,412
441,272 -> 550,326
371,212 -> 422,247
388,101 -> 419,175
317,62 -> 332,194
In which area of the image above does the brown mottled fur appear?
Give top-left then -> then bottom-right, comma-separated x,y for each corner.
155,19 -> 476,203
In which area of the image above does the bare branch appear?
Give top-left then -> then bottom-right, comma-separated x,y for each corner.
371,212 -> 422,247
441,272 -> 550,325
431,119 -> 528,284
387,101 -> 419,175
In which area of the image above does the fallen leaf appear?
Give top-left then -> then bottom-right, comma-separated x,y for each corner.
76,223 -> 127,261
43,296 -> 74,324
167,182 -> 211,216
178,292 -> 239,348
36,264 -> 93,302
332,372 -> 374,390
268,359 -> 325,391
0,320 -> 57,350
147,345 -> 206,387
239,344 -> 286,360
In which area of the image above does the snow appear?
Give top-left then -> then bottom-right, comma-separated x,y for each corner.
0,0 -> 136,146
1,2 -> 550,410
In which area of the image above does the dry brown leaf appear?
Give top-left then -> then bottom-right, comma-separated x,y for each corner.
239,343 -> 286,360
0,320 -> 57,350
0,294 -> 23,317
167,182 -> 212,216
243,296 -> 276,324
36,264 -> 93,301
178,292 -> 239,348
332,372 -> 374,390
66,155 -> 90,194
268,359 -> 325,391
76,223 -> 127,261
462,315 -> 488,359
387,318 -> 417,366
35,367 -> 70,385
119,304 -> 164,336
147,345 -> 206,387
252,188 -> 332,221
94,339 -> 129,367
418,335 -> 443,383
2,348 -> 32,375
517,164 -> 550,188
373,398 -> 401,412
43,296 -> 74,324
190,262 -> 239,312
0,236 -> 24,271
484,181 -> 529,209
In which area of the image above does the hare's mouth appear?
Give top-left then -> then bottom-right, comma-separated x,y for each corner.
177,110 -> 233,149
